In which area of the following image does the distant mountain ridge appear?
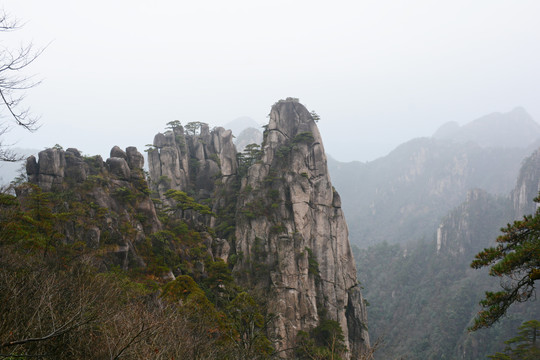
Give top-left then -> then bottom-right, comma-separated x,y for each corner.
223,116 -> 263,138
234,127 -> 263,152
329,107 -> 540,247
354,111 -> 540,359
433,107 -> 540,148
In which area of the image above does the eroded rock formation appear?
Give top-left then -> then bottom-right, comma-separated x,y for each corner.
25,146 -> 160,270
22,101 -> 370,358
234,99 -> 369,358
143,99 -> 370,358
147,123 -> 237,201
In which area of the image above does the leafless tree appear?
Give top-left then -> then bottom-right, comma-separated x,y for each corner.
0,10 -> 44,162
0,248 -> 241,359
358,337 -> 384,360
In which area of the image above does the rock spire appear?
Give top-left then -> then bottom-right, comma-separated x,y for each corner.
235,98 -> 369,358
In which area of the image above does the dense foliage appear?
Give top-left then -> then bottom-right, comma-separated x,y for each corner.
0,171 -> 274,358
295,319 -> 347,360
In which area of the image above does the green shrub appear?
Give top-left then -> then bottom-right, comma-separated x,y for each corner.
293,131 -> 314,145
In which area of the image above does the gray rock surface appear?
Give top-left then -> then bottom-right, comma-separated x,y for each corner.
106,157 -> 131,180
511,147 -> 540,218
436,189 -> 492,256
212,238 -> 230,262
146,105 -> 369,357
110,145 -> 128,160
147,124 -> 238,222
33,148 -> 66,191
148,130 -> 190,195
65,148 -> 88,182
26,155 -> 39,181
234,99 -> 369,358
126,146 -> 144,170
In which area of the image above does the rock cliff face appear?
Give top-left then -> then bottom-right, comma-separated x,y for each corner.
234,99 -> 369,357
511,147 -> 540,218
436,189 -> 510,256
147,123 -> 237,218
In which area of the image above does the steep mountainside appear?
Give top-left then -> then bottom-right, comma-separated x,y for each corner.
355,148 -> 540,359
146,99 -> 369,358
329,108 -> 540,248
5,99 -> 369,359
234,99 -> 369,357
330,136 -> 537,248
3,144 -> 282,358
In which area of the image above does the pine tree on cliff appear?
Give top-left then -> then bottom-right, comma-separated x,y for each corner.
488,320 -> 540,359
470,194 -> 540,330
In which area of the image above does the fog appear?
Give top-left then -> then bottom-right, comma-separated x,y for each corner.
4,0 -> 540,162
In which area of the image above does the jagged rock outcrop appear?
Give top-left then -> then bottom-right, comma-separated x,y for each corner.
234,98 -> 369,358
24,146 -> 161,270
126,146 -> 145,171
26,148 -> 67,191
511,147 -> 540,218
106,157 -> 131,180
64,148 -> 88,182
17,100 -> 371,358
148,128 -> 190,193
147,122 -> 239,241
145,100 -> 370,358
147,123 -> 237,201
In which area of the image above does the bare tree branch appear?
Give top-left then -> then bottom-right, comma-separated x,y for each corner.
1,307 -> 96,348
0,10 -> 45,162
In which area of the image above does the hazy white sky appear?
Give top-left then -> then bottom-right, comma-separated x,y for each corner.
3,0 -> 540,162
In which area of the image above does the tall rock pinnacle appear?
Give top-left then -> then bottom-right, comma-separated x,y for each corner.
235,98 -> 370,358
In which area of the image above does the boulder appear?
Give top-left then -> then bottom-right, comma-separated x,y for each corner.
126,146 -> 144,170
65,148 -> 88,182
106,157 -> 131,180
26,155 -> 38,182
37,148 -> 65,177
110,146 -> 127,160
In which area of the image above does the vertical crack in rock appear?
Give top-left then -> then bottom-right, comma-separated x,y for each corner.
235,98 -> 370,358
